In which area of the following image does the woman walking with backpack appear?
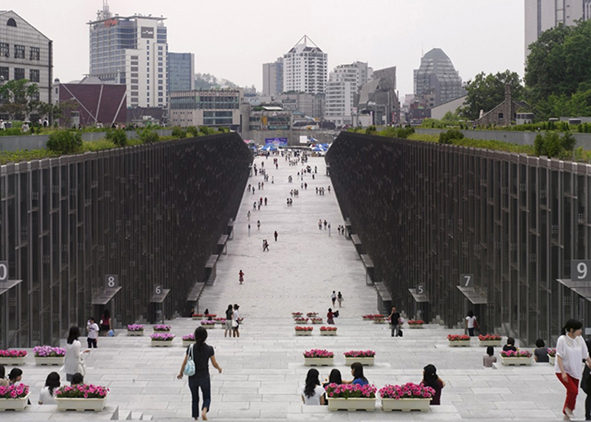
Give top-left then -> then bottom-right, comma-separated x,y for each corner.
178,326 -> 222,421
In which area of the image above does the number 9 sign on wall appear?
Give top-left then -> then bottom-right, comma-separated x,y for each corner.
105,274 -> 119,289
572,260 -> 591,282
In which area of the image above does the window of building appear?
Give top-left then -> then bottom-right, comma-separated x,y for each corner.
31,92 -> 39,101
131,85 -> 138,90
30,47 -> 40,60
0,43 -> 8,57
131,55 -> 138,60
14,68 -> 25,80
0,67 -> 8,80
131,73 -> 138,78
131,91 -> 138,96
131,79 -> 138,84
29,69 -> 40,82
14,45 -> 25,59
131,61 -> 138,65
131,67 -> 138,72
7,18 -> 16,27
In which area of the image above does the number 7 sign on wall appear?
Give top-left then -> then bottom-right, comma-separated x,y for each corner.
460,274 -> 474,288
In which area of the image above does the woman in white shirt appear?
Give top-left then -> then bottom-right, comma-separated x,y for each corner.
232,304 -> 240,338
555,319 -> 591,421
64,326 -> 89,382
38,372 -> 60,405
465,310 -> 478,337
301,369 -> 325,405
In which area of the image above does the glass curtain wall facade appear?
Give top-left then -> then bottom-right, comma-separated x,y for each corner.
327,132 -> 591,346
0,134 -> 251,348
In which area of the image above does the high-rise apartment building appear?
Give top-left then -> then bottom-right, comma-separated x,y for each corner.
88,2 -> 168,108
325,62 -> 373,126
282,36 -> 327,95
414,48 -> 464,107
262,58 -> 283,97
525,0 -> 591,57
168,52 -> 194,93
0,11 -> 52,108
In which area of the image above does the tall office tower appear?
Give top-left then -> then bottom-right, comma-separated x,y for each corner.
525,0 -> 591,57
168,52 -> 194,93
325,62 -> 373,126
282,35 -> 327,95
88,1 -> 168,108
262,57 -> 283,96
414,48 -> 464,107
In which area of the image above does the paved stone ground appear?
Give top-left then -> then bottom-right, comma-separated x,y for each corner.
1,156 -> 581,421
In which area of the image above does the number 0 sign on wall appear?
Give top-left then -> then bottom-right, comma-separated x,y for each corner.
0,261 -> 8,282
572,260 -> 591,282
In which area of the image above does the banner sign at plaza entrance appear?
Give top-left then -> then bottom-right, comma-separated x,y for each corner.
265,137 -> 288,147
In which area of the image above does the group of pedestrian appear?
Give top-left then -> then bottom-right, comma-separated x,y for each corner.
330,290 -> 343,307
315,187 -> 328,195
337,225 -> 347,236
301,362 -> 444,406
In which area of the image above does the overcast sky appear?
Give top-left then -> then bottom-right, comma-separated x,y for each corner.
4,0 -> 525,97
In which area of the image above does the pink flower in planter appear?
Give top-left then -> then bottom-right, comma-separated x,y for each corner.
295,326 -> 313,331
153,324 -> 171,331
447,334 -> 470,341
0,349 -> 27,358
303,349 -> 334,358
344,350 -> 376,358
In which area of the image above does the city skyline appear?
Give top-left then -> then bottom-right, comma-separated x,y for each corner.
2,0 -> 523,97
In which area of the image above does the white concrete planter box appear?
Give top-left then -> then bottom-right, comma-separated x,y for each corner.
501,356 -> 532,366
381,398 -> 431,412
549,355 -> 556,365
294,320 -> 308,324
151,340 -> 174,347
56,397 -> 107,412
448,340 -> 471,347
127,331 -> 144,336
408,325 -> 424,329
201,325 -> 215,329
478,340 -> 502,347
373,320 -> 386,324
35,356 -> 65,366
182,340 -> 194,347
311,320 -> 323,324
0,356 -> 26,366
344,357 -> 375,366
304,357 -> 334,366
328,398 -> 376,411
320,331 -> 337,336
0,394 -> 29,411
192,316 -> 203,320
294,331 -> 312,336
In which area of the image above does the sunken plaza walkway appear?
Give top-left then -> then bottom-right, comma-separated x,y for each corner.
3,156 -> 577,421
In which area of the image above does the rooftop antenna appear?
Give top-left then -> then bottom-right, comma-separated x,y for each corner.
101,0 -> 111,19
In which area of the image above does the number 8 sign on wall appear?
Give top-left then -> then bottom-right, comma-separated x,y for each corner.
105,274 -> 119,289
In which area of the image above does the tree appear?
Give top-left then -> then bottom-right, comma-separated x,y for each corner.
0,79 -> 39,120
460,70 -> 524,121
525,20 -> 591,118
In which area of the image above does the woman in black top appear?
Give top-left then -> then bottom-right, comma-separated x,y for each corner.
502,337 -> 517,352
178,326 -> 222,421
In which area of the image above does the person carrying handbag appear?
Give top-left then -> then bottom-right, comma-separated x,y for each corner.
178,327 -> 222,421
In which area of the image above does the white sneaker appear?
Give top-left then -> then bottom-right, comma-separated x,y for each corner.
565,408 -> 574,419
